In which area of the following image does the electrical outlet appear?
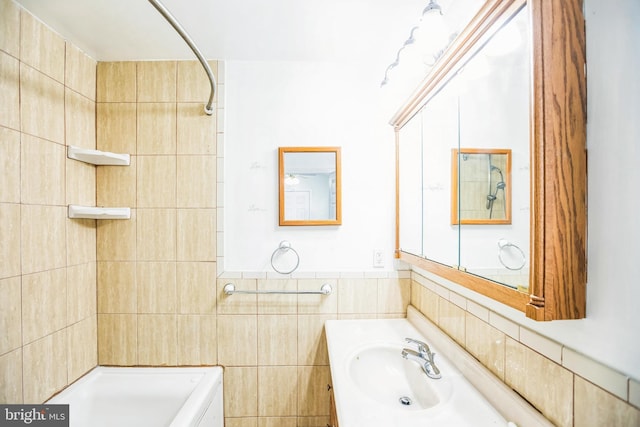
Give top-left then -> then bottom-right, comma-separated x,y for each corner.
373,249 -> 384,268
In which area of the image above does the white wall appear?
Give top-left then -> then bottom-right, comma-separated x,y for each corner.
223,60 -> 399,272
580,0 -> 640,375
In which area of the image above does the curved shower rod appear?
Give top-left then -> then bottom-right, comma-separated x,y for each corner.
148,0 -> 216,115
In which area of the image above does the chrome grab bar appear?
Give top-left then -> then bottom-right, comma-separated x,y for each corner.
223,283 -> 332,296
147,0 -> 216,115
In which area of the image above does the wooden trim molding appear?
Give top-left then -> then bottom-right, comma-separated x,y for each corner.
392,0 -> 586,320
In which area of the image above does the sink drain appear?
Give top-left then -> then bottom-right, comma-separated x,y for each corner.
398,396 -> 413,406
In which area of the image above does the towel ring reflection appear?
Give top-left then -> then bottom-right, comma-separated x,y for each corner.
271,241 -> 300,274
497,239 -> 526,271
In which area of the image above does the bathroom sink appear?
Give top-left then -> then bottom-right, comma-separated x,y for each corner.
347,343 -> 445,410
325,317 -> 536,427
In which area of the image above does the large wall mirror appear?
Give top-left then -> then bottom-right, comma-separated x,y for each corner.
392,0 -> 586,320
278,147 -> 342,226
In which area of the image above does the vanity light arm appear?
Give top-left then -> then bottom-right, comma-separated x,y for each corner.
147,0 -> 216,115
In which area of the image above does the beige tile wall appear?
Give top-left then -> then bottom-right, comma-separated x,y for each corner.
0,0 -> 97,404
95,58 -> 219,369
410,270 -> 640,427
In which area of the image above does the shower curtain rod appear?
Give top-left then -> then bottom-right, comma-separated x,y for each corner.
148,0 -> 216,115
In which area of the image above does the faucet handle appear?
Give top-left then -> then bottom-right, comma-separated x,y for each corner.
405,337 -> 431,356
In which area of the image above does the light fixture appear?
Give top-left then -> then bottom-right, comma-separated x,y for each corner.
381,0 -> 450,88
284,174 -> 300,186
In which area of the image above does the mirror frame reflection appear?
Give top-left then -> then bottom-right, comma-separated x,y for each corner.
451,148 -> 512,225
278,146 -> 342,226
391,0 -> 586,321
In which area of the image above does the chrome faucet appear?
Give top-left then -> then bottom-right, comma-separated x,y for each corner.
402,337 -> 441,379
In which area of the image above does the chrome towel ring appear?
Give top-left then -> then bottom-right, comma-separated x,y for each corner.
271,240 -> 300,274
497,238 -> 526,270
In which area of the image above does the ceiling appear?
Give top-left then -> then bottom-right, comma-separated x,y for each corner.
15,0 -> 434,66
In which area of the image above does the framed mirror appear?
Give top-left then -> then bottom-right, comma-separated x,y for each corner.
391,0 -> 586,321
451,148 -> 512,225
278,147 -> 342,226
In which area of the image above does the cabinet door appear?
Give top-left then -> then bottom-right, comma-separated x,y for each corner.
329,385 -> 339,427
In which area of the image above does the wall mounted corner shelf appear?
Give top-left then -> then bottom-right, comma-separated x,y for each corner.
67,145 -> 130,166
68,205 -> 131,220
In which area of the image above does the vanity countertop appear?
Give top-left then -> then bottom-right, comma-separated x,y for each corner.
325,307 -> 553,427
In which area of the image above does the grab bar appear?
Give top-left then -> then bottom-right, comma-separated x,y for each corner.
223,283 -> 333,296
148,0 -> 216,115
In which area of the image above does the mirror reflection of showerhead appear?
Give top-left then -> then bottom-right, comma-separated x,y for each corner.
490,165 -> 504,181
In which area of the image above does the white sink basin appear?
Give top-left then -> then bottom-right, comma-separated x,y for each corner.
326,318 -> 510,427
347,343 -> 449,410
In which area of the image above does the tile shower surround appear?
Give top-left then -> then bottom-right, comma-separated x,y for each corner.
1,0 -> 98,405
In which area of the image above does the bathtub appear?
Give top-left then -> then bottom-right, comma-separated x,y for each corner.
46,366 -> 223,427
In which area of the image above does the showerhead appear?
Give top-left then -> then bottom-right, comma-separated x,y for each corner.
490,165 -> 502,172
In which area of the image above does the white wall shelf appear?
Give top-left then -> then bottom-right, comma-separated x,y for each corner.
68,205 -> 131,220
67,145 -> 130,166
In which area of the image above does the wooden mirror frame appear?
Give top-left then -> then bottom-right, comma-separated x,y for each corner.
278,146 -> 342,226
391,0 -> 586,320
451,148 -> 512,225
